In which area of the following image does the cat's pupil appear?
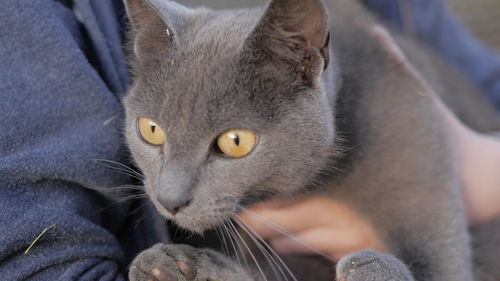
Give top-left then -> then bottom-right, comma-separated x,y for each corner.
233,135 -> 240,146
151,125 -> 156,133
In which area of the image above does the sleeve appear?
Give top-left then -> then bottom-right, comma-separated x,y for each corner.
0,0 -> 146,280
363,0 -> 500,110
0,181 -> 127,281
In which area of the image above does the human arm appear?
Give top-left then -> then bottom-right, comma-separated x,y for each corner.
0,181 -> 128,280
0,0 -> 163,279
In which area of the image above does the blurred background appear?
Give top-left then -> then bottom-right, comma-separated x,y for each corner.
174,0 -> 500,50
450,0 -> 500,50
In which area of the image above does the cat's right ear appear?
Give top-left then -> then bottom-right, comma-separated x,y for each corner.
123,0 -> 178,62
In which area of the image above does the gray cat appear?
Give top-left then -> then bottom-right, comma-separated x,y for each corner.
122,0 -> 500,280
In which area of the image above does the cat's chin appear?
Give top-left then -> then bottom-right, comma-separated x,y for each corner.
160,203 -> 238,234
173,220 -> 213,234
173,213 -> 233,234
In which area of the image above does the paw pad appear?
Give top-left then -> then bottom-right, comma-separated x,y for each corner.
151,266 -> 175,281
178,261 -> 196,280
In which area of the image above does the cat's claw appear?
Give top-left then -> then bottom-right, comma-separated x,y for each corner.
336,249 -> 415,281
129,243 -> 255,281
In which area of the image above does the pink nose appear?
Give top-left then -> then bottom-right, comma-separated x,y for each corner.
158,195 -> 192,215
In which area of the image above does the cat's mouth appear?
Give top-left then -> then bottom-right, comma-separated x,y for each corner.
154,193 -> 274,234
148,176 -> 280,233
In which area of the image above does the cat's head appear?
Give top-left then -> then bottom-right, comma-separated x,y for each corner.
123,0 -> 337,233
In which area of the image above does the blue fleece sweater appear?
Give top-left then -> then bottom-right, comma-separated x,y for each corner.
0,1 -> 168,280
1,0 -> 499,280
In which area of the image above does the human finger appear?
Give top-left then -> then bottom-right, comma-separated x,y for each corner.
269,227 -> 385,261
238,197 -> 336,239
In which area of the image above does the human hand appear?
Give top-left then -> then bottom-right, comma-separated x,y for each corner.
238,196 -> 387,261
458,131 -> 500,224
433,93 -> 500,224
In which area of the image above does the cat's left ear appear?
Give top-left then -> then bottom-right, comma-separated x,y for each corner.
244,0 -> 330,78
123,0 -> 179,62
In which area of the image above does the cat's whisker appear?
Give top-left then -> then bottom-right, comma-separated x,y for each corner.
229,221 -> 250,268
125,203 -> 146,217
95,189 -> 149,213
227,220 -> 268,281
215,225 -> 230,256
86,184 -> 144,195
216,225 -> 232,256
220,223 -> 238,263
223,221 -> 246,266
91,158 -> 144,178
237,205 -> 331,261
102,185 -> 144,191
99,164 -> 145,182
233,217 -> 290,281
133,213 -> 147,231
120,193 -> 150,202
234,216 -> 299,281
91,159 -> 143,176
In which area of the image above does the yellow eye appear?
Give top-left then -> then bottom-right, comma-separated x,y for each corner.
138,117 -> 165,146
216,129 -> 257,158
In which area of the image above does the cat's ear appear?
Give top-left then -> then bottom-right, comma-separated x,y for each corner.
123,0 -> 178,61
244,0 -> 330,78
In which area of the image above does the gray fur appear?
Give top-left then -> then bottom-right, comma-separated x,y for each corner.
124,0 -> 337,233
129,244 -> 255,280
336,249 -> 415,281
123,0 -> 500,280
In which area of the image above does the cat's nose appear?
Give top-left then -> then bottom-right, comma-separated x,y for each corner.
158,195 -> 192,215
157,163 -> 196,215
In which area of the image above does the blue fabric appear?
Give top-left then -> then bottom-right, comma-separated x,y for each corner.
0,0 -> 167,280
365,0 -> 500,109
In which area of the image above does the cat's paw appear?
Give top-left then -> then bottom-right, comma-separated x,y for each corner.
129,243 -> 254,281
336,249 -> 414,281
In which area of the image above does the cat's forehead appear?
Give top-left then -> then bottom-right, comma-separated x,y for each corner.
140,57 -> 271,132
131,60 -> 262,139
